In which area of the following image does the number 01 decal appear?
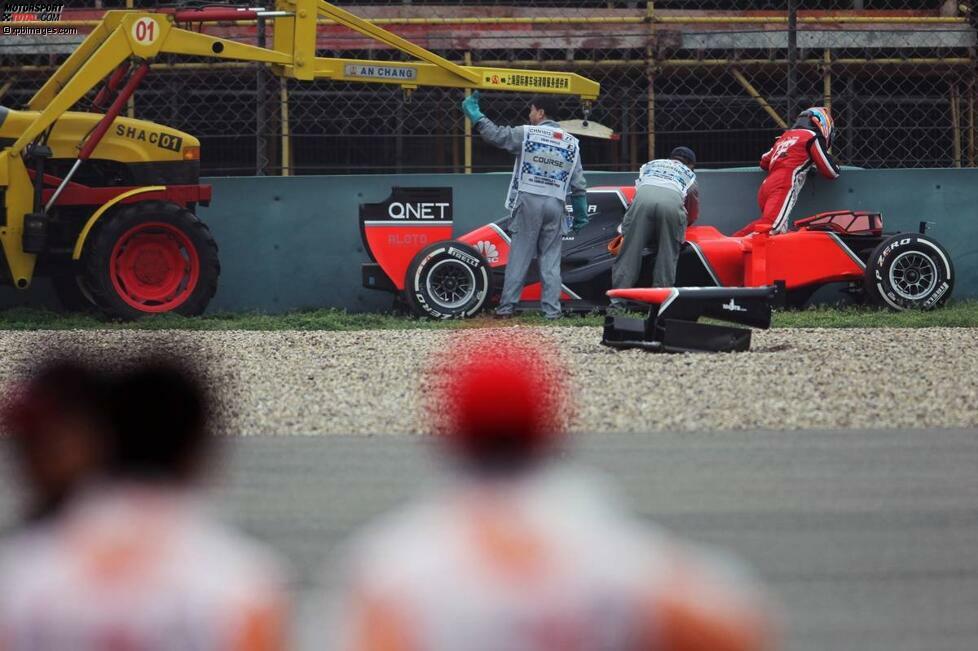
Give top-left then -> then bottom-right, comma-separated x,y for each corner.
131,17 -> 159,45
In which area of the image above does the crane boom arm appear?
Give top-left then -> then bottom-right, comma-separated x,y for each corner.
27,1 -> 598,113
12,1 -> 599,159
303,0 -> 481,85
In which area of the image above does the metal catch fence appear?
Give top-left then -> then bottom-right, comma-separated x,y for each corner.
1,1 -> 975,174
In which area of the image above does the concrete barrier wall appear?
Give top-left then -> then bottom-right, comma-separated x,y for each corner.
3,169 -> 977,312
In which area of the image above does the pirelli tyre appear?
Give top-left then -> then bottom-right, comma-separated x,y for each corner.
405,241 -> 490,319
864,233 -> 953,310
82,200 -> 220,320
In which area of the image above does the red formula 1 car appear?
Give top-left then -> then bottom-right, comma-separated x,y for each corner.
360,186 -> 954,318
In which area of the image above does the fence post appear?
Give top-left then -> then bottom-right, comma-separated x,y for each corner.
787,0 -> 798,122
822,49 -> 832,113
646,46 -> 655,161
280,79 -> 291,176
645,2 -> 656,162
256,16 -> 267,176
464,51 -> 473,174
620,101 -> 629,171
396,93 -> 405,174
845,76 -> 856,164
950,81 -> 962,168
969,72 -> 976,167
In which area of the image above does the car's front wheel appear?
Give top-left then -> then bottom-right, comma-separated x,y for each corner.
864,233 -> 953,310
404,241 -> 490,319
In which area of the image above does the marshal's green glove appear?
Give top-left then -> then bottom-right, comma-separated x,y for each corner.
461,91 -> 485,123
571,195 -> 590,233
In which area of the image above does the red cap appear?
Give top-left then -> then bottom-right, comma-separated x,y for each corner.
427,332 -> 570,464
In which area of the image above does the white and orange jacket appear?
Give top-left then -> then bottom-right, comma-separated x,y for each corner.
0,484 -> 288,651
329,466 -> 774,651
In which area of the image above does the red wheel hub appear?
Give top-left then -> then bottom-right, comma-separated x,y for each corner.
110,222 -> 200,313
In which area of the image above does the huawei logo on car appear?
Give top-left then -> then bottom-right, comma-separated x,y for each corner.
476,240 -> 499,263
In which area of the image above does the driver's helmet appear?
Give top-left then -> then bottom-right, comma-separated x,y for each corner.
795,107 -> 834,147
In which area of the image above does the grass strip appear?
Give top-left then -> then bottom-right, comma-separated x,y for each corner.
0,301 -> 975,331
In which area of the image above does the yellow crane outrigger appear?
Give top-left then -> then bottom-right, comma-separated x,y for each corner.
0,0 -> 599,317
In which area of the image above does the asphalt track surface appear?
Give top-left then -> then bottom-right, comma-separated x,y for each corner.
2,429 -> 977,650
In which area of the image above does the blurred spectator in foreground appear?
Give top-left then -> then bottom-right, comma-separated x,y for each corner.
329,332 -> 776,651
1,360 -> 111,523
0,359 -> 289,651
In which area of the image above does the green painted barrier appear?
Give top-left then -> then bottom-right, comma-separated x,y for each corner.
1,169 -> 975,313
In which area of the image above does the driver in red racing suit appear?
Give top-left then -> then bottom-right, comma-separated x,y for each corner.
734,107 -> 840,236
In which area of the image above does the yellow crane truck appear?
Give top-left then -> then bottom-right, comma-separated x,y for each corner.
0,0 -> 599,318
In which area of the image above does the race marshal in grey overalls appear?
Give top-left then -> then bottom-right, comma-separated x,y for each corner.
461,92 -> 589,319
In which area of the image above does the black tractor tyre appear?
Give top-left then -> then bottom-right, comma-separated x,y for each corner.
82,200 -> 220,320
864,233 -> 954,310
404,241 -> 490,319
51,271 -> 98,313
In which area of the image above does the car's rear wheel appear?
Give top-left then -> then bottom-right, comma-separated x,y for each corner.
864,234 -> 953,310
82,200 -> 220,319
404,241 -> 490,319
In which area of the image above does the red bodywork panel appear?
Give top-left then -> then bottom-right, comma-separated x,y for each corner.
519,283 -> 574,302
617,186 -> 637,203
687,226 -> 863,289
685,226 -> 748,287
752,231 -> 864,288
607,287 -> 675,303
365,224 -> 453,291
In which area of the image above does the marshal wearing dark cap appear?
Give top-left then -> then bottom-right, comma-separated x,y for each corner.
670,146 -> 697,167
